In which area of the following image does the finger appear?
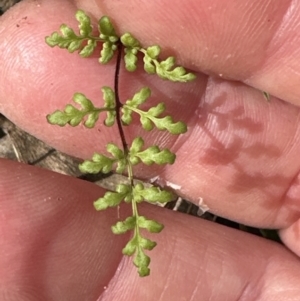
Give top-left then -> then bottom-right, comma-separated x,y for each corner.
1,0 -> 300,230
279,220 -> 300,257
0,0 -> 205,157
0,159 -> 300,301
77,0 -> 300,106
165,79 -> 300,230
0,159 -> 129,300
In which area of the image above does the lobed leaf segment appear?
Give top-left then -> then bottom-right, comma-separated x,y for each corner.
46,10 -> 196,82
46,10 -> 196,276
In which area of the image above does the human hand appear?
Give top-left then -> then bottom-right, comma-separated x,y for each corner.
1,1 -> 300,300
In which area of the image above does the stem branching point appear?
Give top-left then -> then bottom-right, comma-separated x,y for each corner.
45,10 -> 196,276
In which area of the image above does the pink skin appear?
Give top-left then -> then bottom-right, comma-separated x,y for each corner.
0,0 -> 300,300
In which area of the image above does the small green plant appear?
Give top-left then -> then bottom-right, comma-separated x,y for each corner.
45,10 -> 196,276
